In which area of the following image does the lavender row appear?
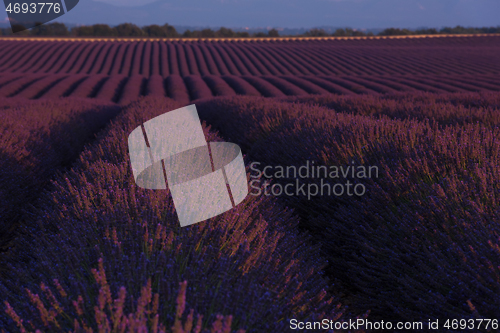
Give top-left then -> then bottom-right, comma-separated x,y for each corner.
196,93 -> 500,321
0,98 -> 120,264
2,74 -> 500,103
42,74 -> 88,99
184,75 -> 213,100
285,91 -> 500,126
0,97 -> 349,332
3,258 -> 246,333
1,37 -> 498,76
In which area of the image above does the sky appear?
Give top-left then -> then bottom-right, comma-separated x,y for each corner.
2,0 -> 500,29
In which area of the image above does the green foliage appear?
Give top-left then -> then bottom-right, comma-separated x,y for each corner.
216,27 -> 235,38
181,29 -> 208,38
71,25 -> 93,36
115,22 -> 145,36
380,25 -> 500,36
303,25 -> 500,37
92,24 -> 117,37
200,28 -> 215,38
211,28 -> 250,38
440,25 -> 475,34
142,24 -> 165,37
162,23 -> 179,37
415,28 -> 439,34
7,25 -> 29,35
253,32 -> 267,37
268,28 -> 279,37
331,28 -> 347,36
305,28 -> 329,37
182,29 -> 196,38
378,28 -> 413,36
30,22 -> 69,36
331,28 -> 368,37
1,21 -> 498,38
142,24 -> 180,37
441,25 -> 500,34
71,24 -> 116,37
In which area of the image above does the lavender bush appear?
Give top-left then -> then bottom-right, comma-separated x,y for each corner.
146,75 -> 166,97
0,97 -> 120,270
95,75 -> 127,102
1,97 -> 353,332
42,75 -> 88,99
0,37 -> 497,78
240,76 -> 285,98
3,258 -> 245,333
261,76 -> 308,96
14,75 -> 68,99
70,75 -> 107,98
196,93 -> 500,321
165,75 -> 190,105
184,76 -> 213,100
119,75 -> 146,105
281,76 -> 330,95
221,76 -> 260,97
203,75 -> 237,97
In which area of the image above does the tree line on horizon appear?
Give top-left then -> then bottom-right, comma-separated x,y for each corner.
1,22 -> 499,38
306,26 -> 500,36
0,22 -> 280,38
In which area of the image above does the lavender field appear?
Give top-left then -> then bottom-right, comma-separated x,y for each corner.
0,36 -> 500,332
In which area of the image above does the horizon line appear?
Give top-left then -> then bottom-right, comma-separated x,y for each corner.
1,33 -> 499,42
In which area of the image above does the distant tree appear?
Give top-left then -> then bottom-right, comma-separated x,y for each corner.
332,28 -> 348,36
0,27 -> 14,35
182,29 -> 195,38
0,28 -> 12,35
351,30 -> 366,36
92,24 -> 116,36
216,27 -> 235,37
346,28 -> 365,36
253,32 -> 267,37
235,31 -> 250,37
440,26 -> 459,34
31,22 -> 69,36
71,25 -> 92,36
305,28 -> 328,37
115,23 -> 144,36
200,28 -> 216,38
441,25 -> 485,34
142,24 -> 167,37
71,24 -> 115,36
11,24 -> 29,34
268,28 -> 279,37
478,27 -> 498,33
379,28 -> 412,36
415,28 -> 439,35
162,23 -> 179,37
481,26 -> 500,33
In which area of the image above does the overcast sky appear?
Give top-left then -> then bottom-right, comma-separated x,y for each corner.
2,0 -> 500,29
